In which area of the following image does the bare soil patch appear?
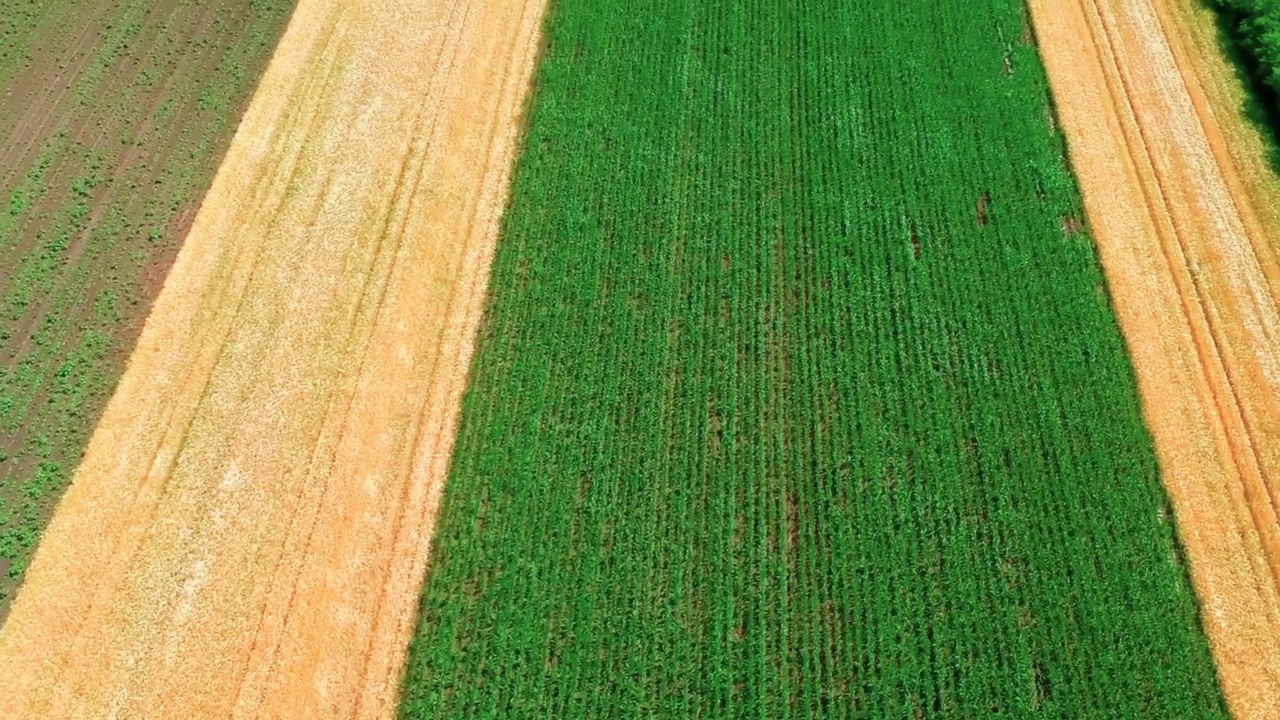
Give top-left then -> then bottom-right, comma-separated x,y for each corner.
1159,0 -> 1280,284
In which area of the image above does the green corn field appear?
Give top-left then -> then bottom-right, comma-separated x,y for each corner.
397,0 -> 1229,717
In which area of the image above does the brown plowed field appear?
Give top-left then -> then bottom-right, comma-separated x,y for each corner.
0,0 -> 546,716
0,0 -> 294,619
1028,0 -> 1280,717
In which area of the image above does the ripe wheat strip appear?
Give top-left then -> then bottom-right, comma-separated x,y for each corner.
0,0 -> 546,717
1029,0 -> 1280,716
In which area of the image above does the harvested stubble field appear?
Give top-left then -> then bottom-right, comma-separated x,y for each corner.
0,0 -> 294,617
1029,0 -> 1280,715
398,0 -> 1229,716
0,0 -> 546,717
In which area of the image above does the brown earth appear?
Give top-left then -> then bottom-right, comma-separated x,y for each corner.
0,0 -> 294,619
0,0 -> 546,717
1028,0 -> 1280,717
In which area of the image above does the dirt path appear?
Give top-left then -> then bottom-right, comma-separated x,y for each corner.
0,0 -> 546,717
1028,1 -> 1280,717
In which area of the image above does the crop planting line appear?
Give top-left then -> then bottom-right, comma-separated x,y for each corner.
0,0 -> 552,713
55,58 -> 343,720
1129,0 -> 1280,480
1105,0 -> 1280,594
60,0 -> 193,148
125,3 -> 348,602
1083,0 -> 1246,555
0,0 -> 167,313
1082,0 -> 1280,602
1090,0 -> 1280,515
123,147 -> 344,709
64,1 -> 213,163
349,4 -> 549,710
1150,2 -> 1280,310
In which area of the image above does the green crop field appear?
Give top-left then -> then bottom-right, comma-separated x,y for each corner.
398,0 -> 1229,717
0,0 -> 293,615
